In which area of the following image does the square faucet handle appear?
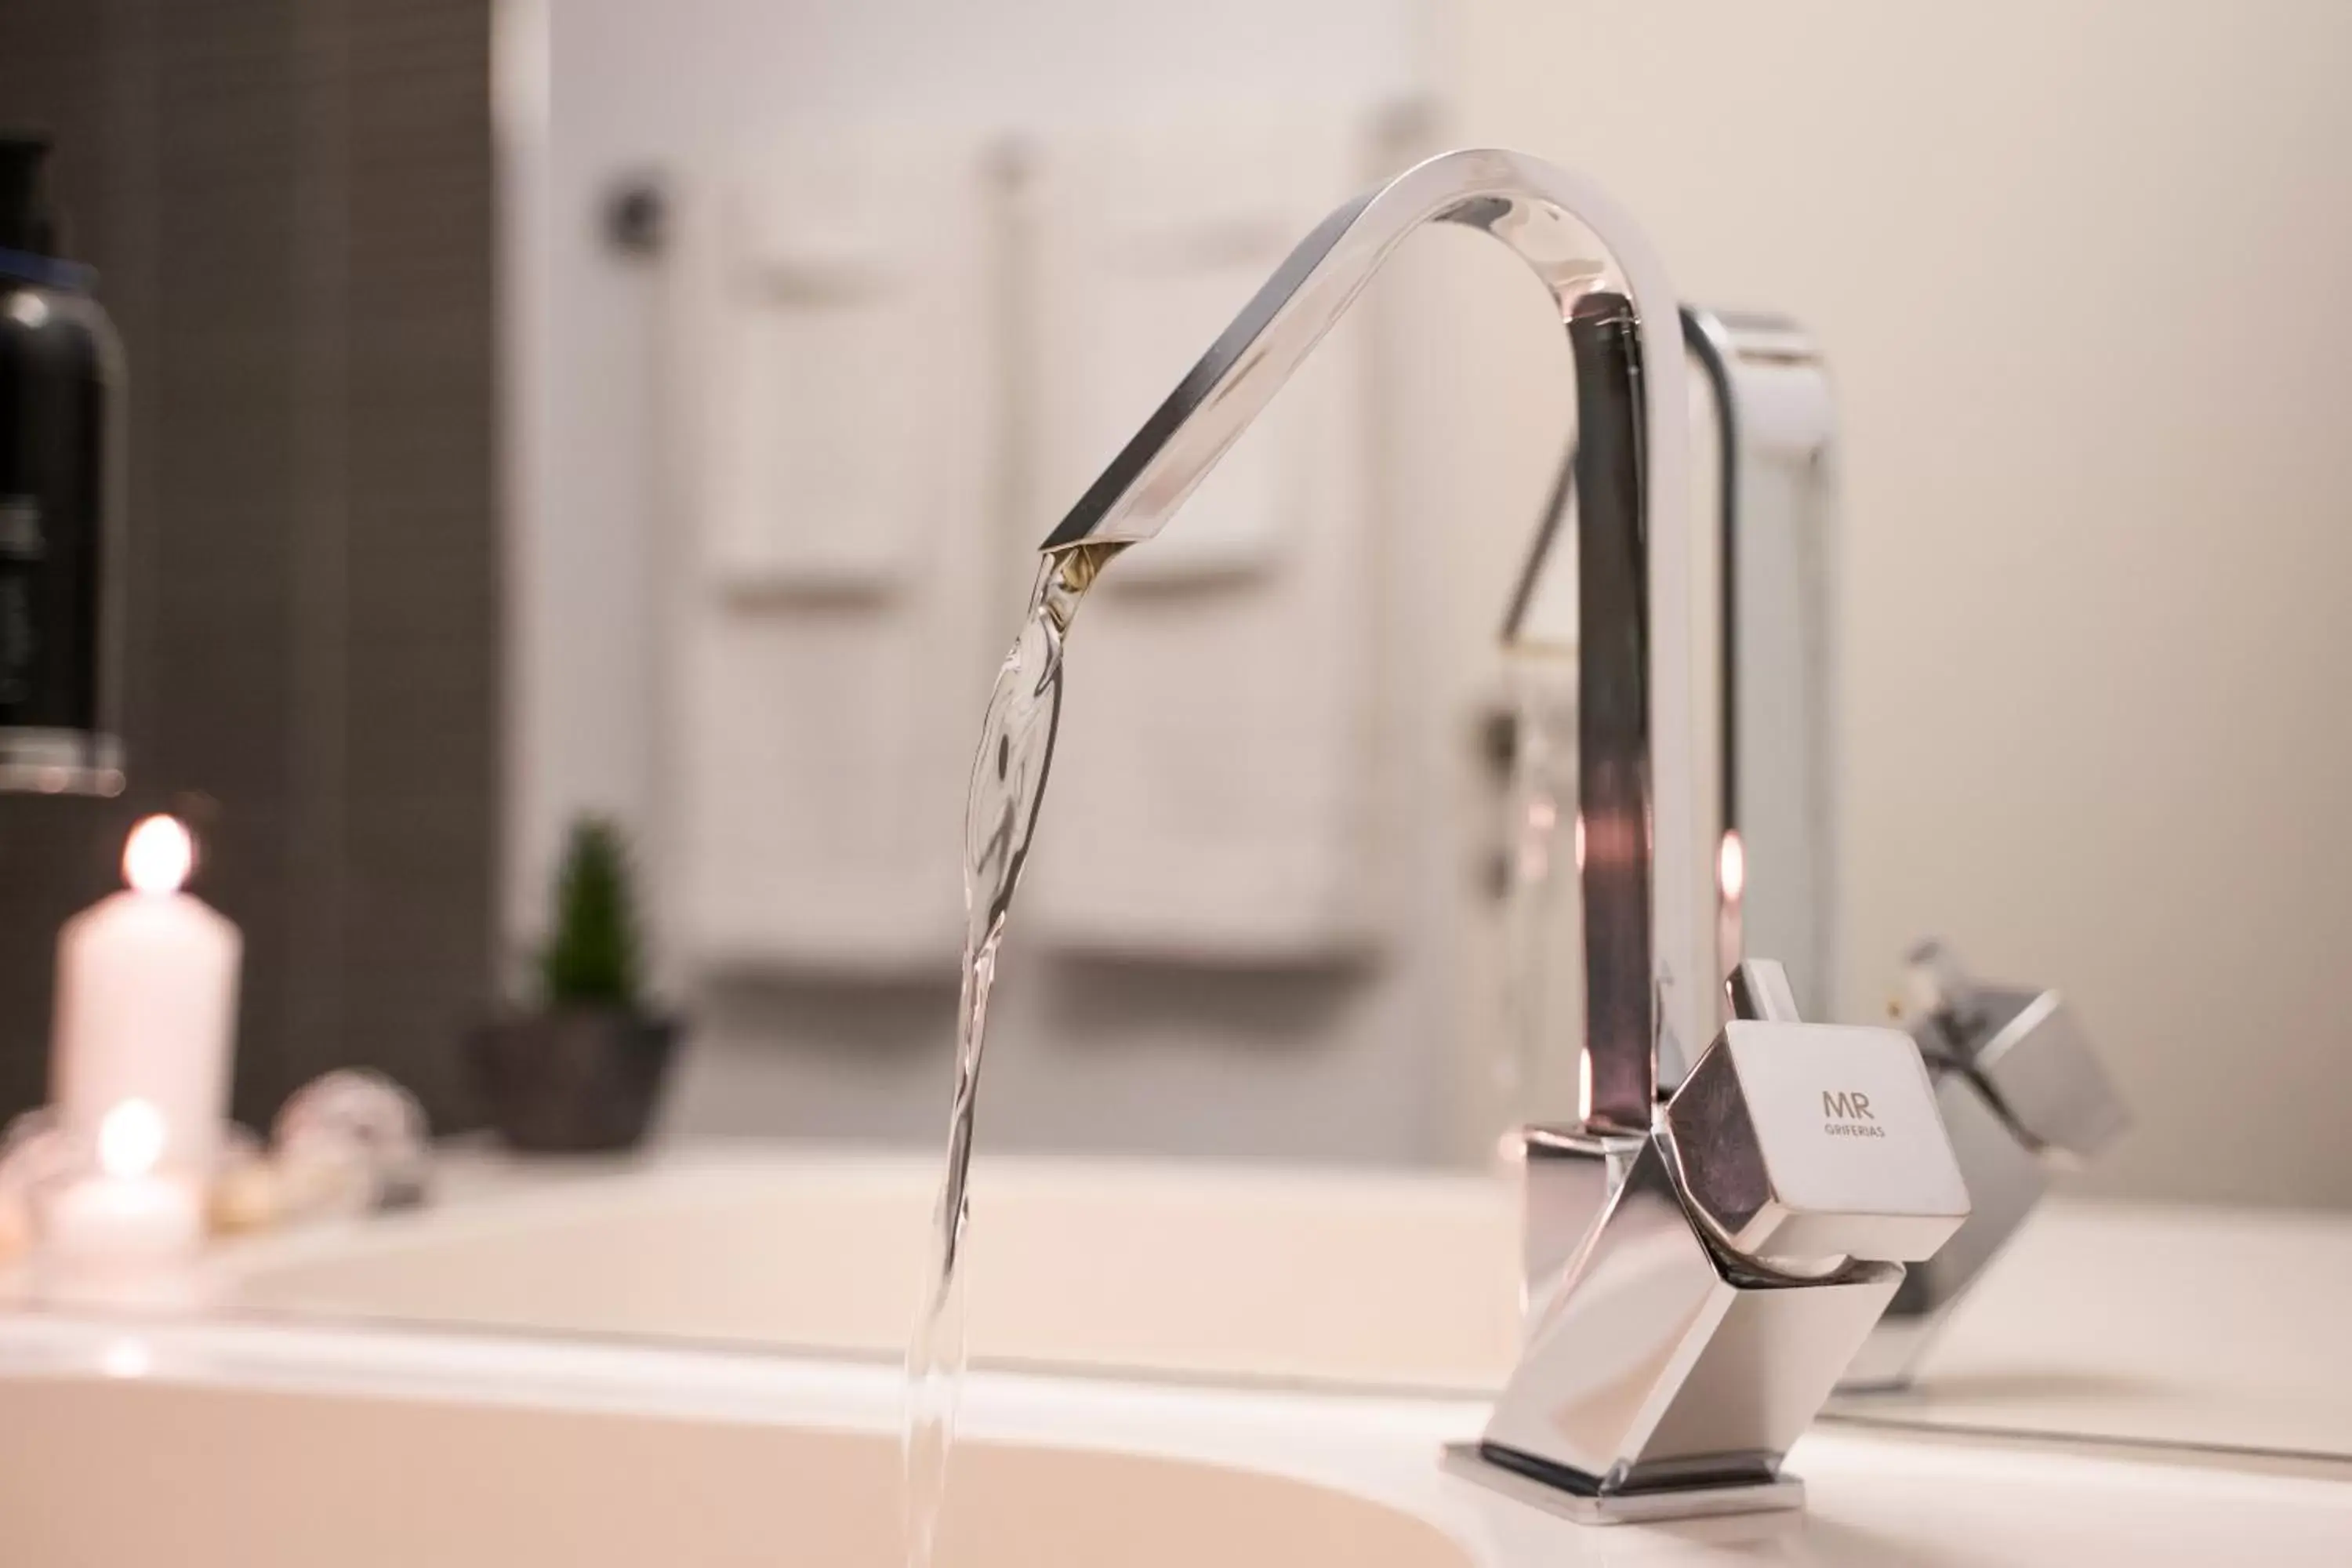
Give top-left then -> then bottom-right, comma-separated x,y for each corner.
1900,940 -> 2126,1161
1970,988 -> 2129,1161
1898,942 -> 2129,1162
1728,959 -> 1803,1024
1664,960 -> 1972,1270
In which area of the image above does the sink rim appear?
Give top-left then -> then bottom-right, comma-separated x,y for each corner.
7,1300 -> 2352,1568
5,1304 -> 2352,1559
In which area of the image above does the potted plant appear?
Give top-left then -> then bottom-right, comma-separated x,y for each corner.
469,818 -> 679,1152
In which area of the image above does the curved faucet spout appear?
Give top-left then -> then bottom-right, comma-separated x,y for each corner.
1038,147 -> 1700,1132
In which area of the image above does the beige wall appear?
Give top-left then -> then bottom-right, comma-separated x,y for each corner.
1448,0 -> 2352,1205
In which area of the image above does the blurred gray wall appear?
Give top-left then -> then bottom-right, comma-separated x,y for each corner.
0,0 -> 499,1131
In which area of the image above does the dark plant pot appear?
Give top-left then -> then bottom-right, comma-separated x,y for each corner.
467,1008 -> 680,1153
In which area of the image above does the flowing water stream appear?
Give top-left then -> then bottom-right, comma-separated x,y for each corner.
902,543 -> 1122,1568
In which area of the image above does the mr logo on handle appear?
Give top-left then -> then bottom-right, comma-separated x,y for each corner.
1665,960 -> 1969,1271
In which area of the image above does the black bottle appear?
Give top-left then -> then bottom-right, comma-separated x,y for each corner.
0,132 -> 123,796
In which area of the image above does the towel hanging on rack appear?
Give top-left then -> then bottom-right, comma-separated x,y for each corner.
666,130 -> 1010,976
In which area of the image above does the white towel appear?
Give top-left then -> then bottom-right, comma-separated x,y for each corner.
1022,114 -> 1392,964
666,132 -> 1005,975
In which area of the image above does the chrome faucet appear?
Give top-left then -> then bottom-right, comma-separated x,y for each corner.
1465,958 -> 1967,1520
1508,305 -> 1843,1070
1040,149 -> 1970,1521
1685,308 -> 1842,1028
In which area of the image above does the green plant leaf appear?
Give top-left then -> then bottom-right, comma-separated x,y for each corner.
540,817 -> 644,1010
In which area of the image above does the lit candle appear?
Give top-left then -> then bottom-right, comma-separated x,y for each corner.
49,815 -> 241,1185
42,1098 -> 204,1261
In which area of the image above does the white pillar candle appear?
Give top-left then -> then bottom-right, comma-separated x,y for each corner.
49,815 -> 241,1181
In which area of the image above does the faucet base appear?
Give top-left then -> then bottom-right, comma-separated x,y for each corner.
1439,1443 -> 1805,1525
1481,1134 -> 1904,1516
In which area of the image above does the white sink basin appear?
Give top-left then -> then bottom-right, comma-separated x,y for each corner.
215,1149 -> 1523,1391
0,1313 -> 2349,1566
202,1145 -> 2352,1463
0,1374 -> 1465,1567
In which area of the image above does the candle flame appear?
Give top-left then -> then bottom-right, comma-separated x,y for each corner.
1718,829 -> 1747,903
100,1338 -> 153,1380
98,1098 -> 167,1179
123,815 -> 194,895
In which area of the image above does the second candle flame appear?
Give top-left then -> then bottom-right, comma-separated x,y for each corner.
97,1098 -> 167,1179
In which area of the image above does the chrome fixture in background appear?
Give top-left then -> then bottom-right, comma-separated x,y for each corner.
1676,310 -> 2129,1391
1838,939 -> 2129,1391
1686,308 -> 1839,1029
1038,147 -> 1969,1520
1682,321 -> 2128,1393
